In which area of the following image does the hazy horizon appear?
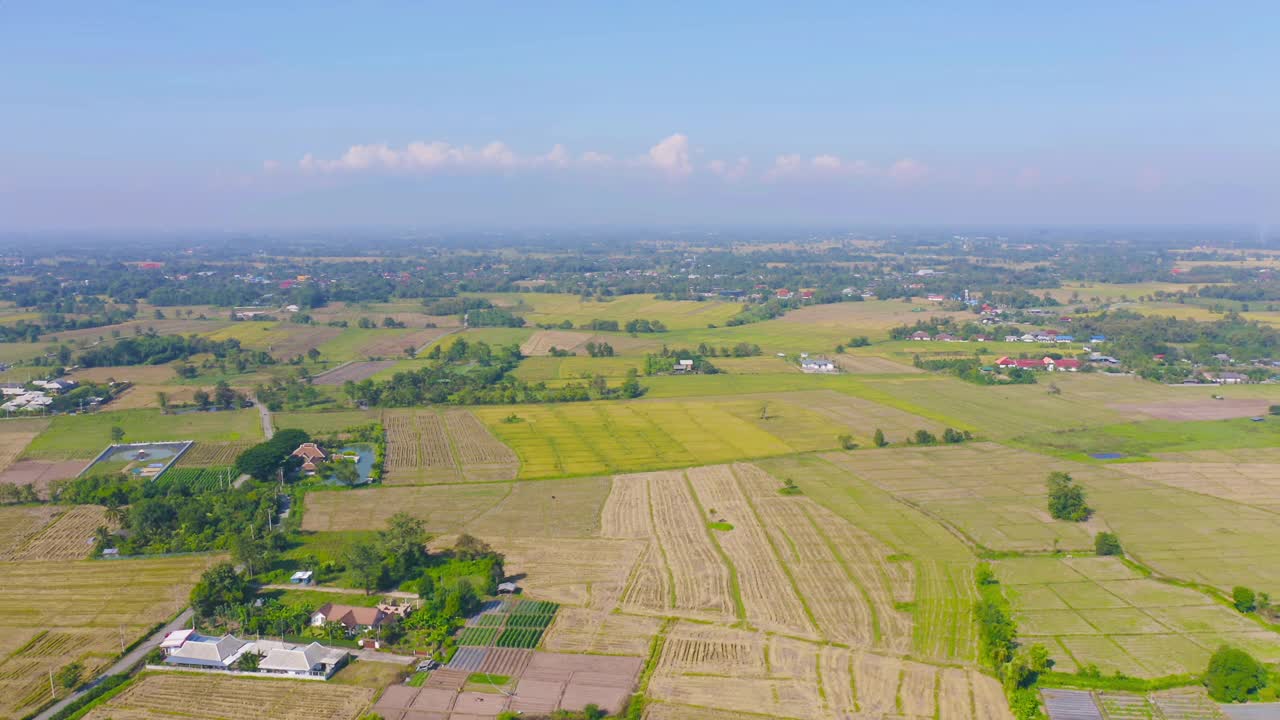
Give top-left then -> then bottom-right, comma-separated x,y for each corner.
3,2 -> 1277,230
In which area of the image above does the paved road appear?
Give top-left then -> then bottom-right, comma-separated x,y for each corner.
254,396 -> 274,440
33,608 -> 193,720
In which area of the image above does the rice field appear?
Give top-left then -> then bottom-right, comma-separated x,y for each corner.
996,556 -> 1280,678
382,409 -> 518,484
22,409 -> 262,460
0,556 -> 219,719
482,292 -> 743,331
824,443 -> 1113,553
81,673 -> 374,720
3,505 -> 108,561
300,483 -> 512,533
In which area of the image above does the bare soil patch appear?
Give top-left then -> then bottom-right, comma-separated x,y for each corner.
0,459 -> 88,498
835,354 -> 924,374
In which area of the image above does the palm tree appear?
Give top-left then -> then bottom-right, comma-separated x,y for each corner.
93,526 -> 112,551
103,502 -> 126,527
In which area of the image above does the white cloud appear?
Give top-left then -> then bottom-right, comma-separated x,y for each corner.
579,150 -> 614,166
646,133 -> 693,176
540,144 -> 570,168
888,158 -> 929,184
811,154 -> 842,170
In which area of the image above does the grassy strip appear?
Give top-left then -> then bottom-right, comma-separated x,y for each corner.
43,674 -> 132,720
624,617 -> 673,720
1038,671 -> 1198,692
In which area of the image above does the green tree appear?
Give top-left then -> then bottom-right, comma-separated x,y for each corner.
307,347 -> 321,363
1232,586 -> 1257,613
1047,471 -> 1090,521
230,531 -> 272,576
214,380 -> 237,409
110,425 -> 125,444
1094,532 -> 1123,556
236,651 -> 262,671
190,562 -> 250,619
193,388 -> 211,409
838,434 -> 857,450
382,512 -> 428,564
1204,645 -> 1267,702
156,391 -> 169,414
345,541 -> 384,594
873,428 -> 887,447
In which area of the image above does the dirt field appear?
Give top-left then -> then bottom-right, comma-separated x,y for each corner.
485,536 -> 643,609
373,651 -> 640,719
542,608 -> 662,656
312,360 -> 399,385
0,420 -> 46,473
69,365 -> 179,384
1110,397 -> 1272,421
83,673 -> 375,720
355,327 -> 453,357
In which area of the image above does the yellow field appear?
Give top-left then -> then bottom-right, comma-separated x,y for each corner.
483,292 -> 742,331
301,483 -> 511,533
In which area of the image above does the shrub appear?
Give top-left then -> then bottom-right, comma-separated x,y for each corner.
1094,532 -> 1123,556
1047,471 -> 1090,521
1232,586 -> 1257,613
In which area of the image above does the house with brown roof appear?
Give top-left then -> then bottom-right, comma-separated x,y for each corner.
291,443 -> 327,474
311,603 -> 389,633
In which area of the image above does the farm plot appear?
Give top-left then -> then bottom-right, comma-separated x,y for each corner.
22,408 -> 261,460
1115,461 -> 1280,512
5,505 -> 107,561
0,459 -> 86,498
300,483 -> 510,533
833,353 -> 923,374
153,466 -> 235,493
312,360 -> 397,385
759,453 -> 980,663
0,556 -> 218,719
484,536 -> 643,609
1110,398 -> 1272,421
542,608 -> 662,656
81,673 -> 374,720
466,476 -> 611,538
0,505 -> 61,556
0,421 -> 44,472
647,622 -> 1012,720
352,327 -> 453,358
173,441 -> 253,467
825,443 -> 1108,553
995,556 -> 1280,677
475,399 -> 795,479
382,409 -> 518,484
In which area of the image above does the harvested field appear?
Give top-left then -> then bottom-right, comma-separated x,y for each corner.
300,483 -> 510,533
635,471 -> 735,621
647,622 -> 1010,720
106,385 -> 204,410
521,330 -> 602,356
275,410 -> 379,435
5,505 -> 107,560
485,536 -> 643,609
0,428 -> 42,474
824,443 -> 1107,552
542,608 -> 661,656
466,477 -> 611,538
834,353 -> 924,374
1110,397 -> 1271,421
0,556 -> 218,719
312,360 -> 398,385
0,505 -> 61,556
0,459 -> 86,498
263,325 -> 344,360
1116,461 -> 1280,512
354,327 -> 452,358
174,441 -> 254,467
82,673 -> 374,720
382,409 -> 519,485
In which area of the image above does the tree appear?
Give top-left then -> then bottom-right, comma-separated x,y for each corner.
190,562 -> 250,619
1094,532 -> 1123,556
838,434 -> 857,450
345,541 -> 384,594
307,347 -> 321,363
1204,645 -> 1267,702
912,429 -> 937,445
235,651 -> 262,671
214,380 -> 237,409
55,661 -> 83,690
873,428 -> 887,447
230,531 -> 272,576
382,512 -> 428,565
1232,586 -> 1257,613
1047,471 -> 1090,521
110,425 -> 125,444
1002,644 -> 1052,690
193,388 -> 211,409
156,391 -> 169,414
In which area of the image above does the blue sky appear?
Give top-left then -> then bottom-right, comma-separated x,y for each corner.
2,2 -> 1277,230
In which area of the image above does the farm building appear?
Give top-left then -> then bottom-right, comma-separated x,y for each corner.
312,602 -> 409,632
289,570 -> 314,585
800,358 -> 838,373
995,356 -> 1082,372
1206,372 -> 1248,385
291,443 -> 327,474
909,331 -> 931,341
498,581 -> 519,594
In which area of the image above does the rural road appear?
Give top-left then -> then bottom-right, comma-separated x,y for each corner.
254,396 -> 274,440
261,583 -> 418,600
32,608 -> 194,720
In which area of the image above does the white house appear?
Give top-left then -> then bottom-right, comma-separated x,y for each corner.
256,640 -> 349,679
162,633 -> 251,670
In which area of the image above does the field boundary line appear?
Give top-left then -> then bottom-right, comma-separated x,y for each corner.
644,474 -> 677,610
729,463 -> 823,640
681,470 -> 746,625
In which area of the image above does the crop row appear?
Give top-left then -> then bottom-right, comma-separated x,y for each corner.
153,466 -> 234,492
496,627 -> 542,649
457,627 -> 498,647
